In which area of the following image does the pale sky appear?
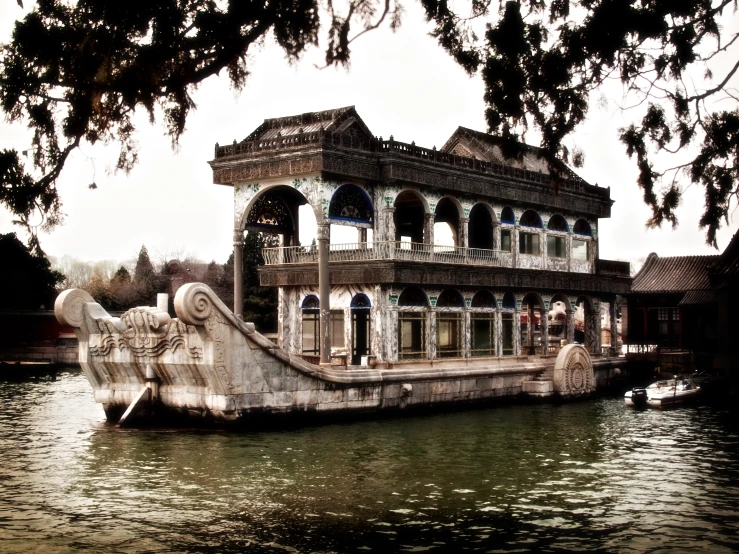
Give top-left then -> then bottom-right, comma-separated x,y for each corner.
1,1 -> 738,268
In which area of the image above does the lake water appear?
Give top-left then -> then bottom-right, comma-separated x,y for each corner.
1,369 -> 738,553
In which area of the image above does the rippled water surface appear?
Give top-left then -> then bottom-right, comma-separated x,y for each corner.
1,369 -> 739,553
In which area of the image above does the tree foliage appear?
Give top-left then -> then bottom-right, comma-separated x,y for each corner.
0,232 -> 64,310
242,231 -> 278,333
2,0 -> 738,245
420,0 -> 739,246
0,0 -> 396,234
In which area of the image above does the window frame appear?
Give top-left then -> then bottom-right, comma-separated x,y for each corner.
519,231 -> 541,255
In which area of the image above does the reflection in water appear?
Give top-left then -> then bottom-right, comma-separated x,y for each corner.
1,370 -> 738,553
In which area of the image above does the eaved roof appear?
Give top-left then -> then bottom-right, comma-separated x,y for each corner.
709,231 -> 739,277
631,253 -> 720,294
243,106 -> 373,142
439,126 -> 589,185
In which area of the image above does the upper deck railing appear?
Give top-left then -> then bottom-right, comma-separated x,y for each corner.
262,242 -> 630,277
215,132 -> 602,196
262,241 -> 505,267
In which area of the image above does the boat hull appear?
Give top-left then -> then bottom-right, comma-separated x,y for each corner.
55,283 -> 610,426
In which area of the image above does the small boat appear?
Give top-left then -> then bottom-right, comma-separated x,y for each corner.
624,378 -> 700,408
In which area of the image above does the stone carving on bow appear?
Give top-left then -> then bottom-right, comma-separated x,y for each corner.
89,305 -> 203,359
552,344 -> 595,397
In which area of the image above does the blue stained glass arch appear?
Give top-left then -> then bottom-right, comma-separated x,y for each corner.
501,206 -> 515,224
502,292 -> 516,309
328,184 -> 374,225
301,295 -> 320,309
351,293 -> 372,308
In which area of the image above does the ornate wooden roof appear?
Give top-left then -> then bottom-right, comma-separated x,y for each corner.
243,106 -> 373,142
440,126 -> 588,185
631,253 -> 720,293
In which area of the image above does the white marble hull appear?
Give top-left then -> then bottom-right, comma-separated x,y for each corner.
55,284 -> 609,426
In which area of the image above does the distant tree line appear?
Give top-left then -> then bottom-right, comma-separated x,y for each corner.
48,232 -> 278,333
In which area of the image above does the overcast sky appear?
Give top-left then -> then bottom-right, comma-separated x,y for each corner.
1,1 -> 738,268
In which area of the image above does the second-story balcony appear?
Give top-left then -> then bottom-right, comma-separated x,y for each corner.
262,241 -> 632,278
263,241 -> 512,268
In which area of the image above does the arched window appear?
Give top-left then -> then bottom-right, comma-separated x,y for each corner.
471,290 -> 496,308
246,193 -> 293,233
547,214 -> 568,232
398,287 -> 428,307
301,295 -> 320,354
394,191 -> 427,244
469,204 -> 495,250
398,287 -> 428,360
502,292 -> 516,309
501,206 -> 515,224
573,219 -> 592,261
328,184 -> 373,225
301,295 -> 320,309
436,288 -> 464,308
350,294 -> 371,365
350,293 -> 371,308
547,215 -> 568,259
573,219 -> 592,236
519,210 -> 542,255
519,210 -> 543,228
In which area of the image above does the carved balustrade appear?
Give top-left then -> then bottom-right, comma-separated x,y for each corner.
262,241 -> 506,268
215,132 -> 607,197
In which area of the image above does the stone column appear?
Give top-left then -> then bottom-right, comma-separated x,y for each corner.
317,222 -> 332,365
610,299 -> 619,355
542,229 -> 548,268
566,308 -> 575,345
493,221 -> 501,251
424,213 -> 435,245
233,228 -> 244,317
495,311 -> 503,357
389,308 -> 399,362
459,217 -> 469,249
514,307 -> 522,356
566,233 -> 572,273
513,225 -> 519,268
463,309 -> 471,358
527,303 -> 534,354
384,206 -> 396,243
593,304 -> 602,354
540,307 -> 549,356
428,308 -> 437,360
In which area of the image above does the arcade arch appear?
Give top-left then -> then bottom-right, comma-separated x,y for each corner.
436,288 -> 465,358
394,191 -> 429,245
471,290 -> 496,357
397,286 -> 429,360
469,203 -> 496,250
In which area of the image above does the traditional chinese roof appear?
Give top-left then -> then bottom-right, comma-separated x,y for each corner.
440,126 -> 589,185
243,106 -> 373,142
679,289 -> 720,305
709,231 -> 739,277
631,253 -> 720,294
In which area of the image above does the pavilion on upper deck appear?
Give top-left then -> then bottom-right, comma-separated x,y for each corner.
210,106 -> 630,367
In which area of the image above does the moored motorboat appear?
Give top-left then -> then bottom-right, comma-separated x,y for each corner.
624,378 -> 700,408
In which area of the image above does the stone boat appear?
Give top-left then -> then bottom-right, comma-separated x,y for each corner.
55,283 -> 622,426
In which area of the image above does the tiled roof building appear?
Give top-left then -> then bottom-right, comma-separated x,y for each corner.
625,233 -> 739,364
